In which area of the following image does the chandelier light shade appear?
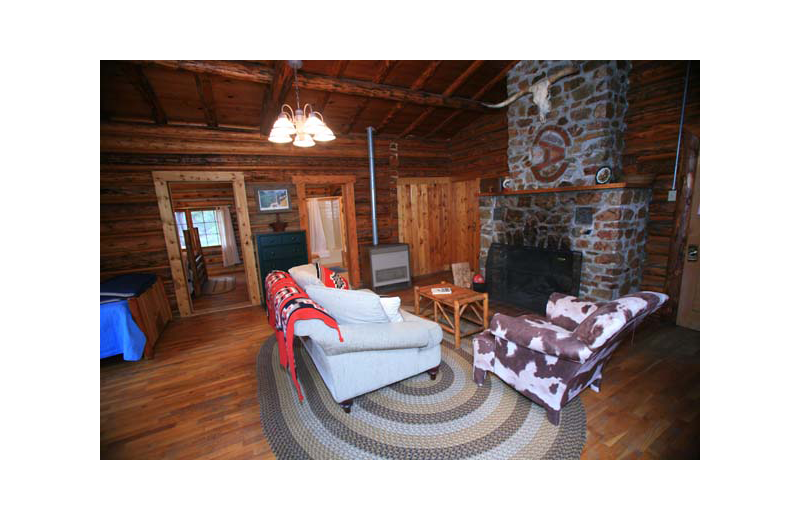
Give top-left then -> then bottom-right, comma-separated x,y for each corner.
268,62 -> 336,148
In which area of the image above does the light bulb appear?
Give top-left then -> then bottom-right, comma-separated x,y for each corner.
293,133 -> 315,147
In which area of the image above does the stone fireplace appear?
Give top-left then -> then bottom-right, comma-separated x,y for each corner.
479,60 -> 651,302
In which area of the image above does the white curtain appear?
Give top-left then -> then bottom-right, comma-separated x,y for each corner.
307,199 -> 330,258
322,198 -> 343,250
216,206 -> 241,267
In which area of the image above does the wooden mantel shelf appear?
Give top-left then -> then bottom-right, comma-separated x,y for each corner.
477,182 -> 630,197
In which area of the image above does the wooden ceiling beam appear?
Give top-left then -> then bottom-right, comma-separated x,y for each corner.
398,60 -> 484,138
296,68 -> 488,111
424,61 -> 517,139
101,121 -> 450,156
194,73 -> 218,128
375,61 -> 442,133
260,61 -> 294,136
144,60 -> 490,112
147,60 -> 275,83
122,63 -> 167,125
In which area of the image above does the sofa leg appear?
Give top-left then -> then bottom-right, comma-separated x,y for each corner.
340,399 -> 354,413
427,365 -> 440,380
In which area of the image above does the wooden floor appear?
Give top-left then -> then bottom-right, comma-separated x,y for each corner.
191,270 -> 249,312
100,273 -> 700,459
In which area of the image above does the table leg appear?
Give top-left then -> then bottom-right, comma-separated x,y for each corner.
414,286 -> 420,315
483,293 -> 489,329
454,300 -> 461,350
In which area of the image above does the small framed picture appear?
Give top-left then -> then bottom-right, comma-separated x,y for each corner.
255,187 -> 291,213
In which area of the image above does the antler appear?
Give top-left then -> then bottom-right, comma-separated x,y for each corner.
483,66 -> 579,109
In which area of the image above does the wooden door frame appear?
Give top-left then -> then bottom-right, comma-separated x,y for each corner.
292,174 -> 361,287
153,171 -> 260,317
676,154 -> 700,329
664,132 -> 700,320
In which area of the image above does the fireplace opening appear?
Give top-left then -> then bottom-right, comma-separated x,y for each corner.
485,243 -> 582,315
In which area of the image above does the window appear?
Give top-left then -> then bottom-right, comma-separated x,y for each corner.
174,209 -> 221,249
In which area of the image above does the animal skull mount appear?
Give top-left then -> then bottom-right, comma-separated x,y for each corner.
483,66 -> 579,121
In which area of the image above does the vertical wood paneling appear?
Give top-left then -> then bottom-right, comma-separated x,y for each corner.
397,177 -> 480,278
419,185 -> 430,273
450,178 -> 480,269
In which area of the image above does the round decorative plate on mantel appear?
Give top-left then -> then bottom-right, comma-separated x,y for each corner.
595,166 -> 612,185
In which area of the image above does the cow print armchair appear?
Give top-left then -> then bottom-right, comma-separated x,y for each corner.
472,291 -> 668,425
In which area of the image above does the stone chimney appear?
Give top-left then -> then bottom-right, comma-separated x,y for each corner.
479,60 -> 652,301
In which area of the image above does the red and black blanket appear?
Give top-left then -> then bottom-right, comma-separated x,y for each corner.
264,270 -> 343,401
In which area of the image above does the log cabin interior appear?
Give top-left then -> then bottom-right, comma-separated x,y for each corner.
100,58 -> 701,464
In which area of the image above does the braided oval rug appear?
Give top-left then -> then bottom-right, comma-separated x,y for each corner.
257,336 -> 586,459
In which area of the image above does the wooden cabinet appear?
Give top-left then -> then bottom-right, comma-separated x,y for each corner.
256,231 -> 308,303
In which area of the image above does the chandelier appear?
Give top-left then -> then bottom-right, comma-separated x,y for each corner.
268,61 -> 335,147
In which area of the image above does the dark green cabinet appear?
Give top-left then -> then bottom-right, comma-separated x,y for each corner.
256,231 -> 308,303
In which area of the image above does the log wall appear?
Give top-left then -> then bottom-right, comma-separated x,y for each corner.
100,123 -> 448,313
622,60 -> 700,297
448,112 -> 508,179
103,60 -> 700,319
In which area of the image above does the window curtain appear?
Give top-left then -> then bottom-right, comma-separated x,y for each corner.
322,198 -> 343,250
215,206 -> 241,267
307,199 -> 330,258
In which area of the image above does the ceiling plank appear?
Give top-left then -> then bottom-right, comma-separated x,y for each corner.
343,60 -> 398,134
122,63 -> 167,125
194,73 -> 218,128
398,60 -> 484,138
316,60 -> 350,113
375,61 -> 442,133
145,60 -> 490,112
424,61 -> 517,139
260,61 -> 294,136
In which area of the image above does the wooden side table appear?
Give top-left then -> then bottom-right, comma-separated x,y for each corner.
414,282 -> 489,348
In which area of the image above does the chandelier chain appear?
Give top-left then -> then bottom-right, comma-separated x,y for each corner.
293,65 -> 301,110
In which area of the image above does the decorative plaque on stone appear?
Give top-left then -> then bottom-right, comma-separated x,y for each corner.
529,125 -> 572,183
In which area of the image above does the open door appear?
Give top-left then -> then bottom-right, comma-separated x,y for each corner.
677,156 -> 700,330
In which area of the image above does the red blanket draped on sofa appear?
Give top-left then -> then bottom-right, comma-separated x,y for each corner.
264,271 -> 343,401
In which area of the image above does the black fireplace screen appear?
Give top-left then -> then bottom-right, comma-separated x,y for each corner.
485,243 -> 582,315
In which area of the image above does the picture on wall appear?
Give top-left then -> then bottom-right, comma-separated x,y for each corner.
256,188 -> 290,213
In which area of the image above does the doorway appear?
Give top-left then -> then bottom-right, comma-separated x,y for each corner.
152,171 -> 261,317
170,182 -> 249,313
292,174 -> 360,287
306,194 -> 348,270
